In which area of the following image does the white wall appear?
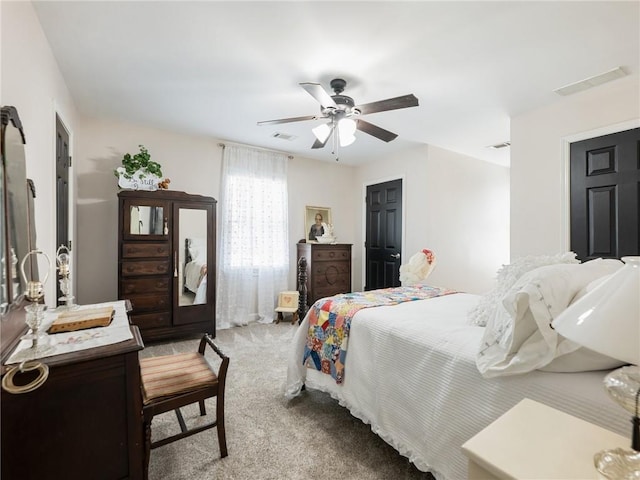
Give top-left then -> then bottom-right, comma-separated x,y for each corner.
353,145 -> 510,294
75,118 -> 220,304
75,117 -> 356,303
1,1 -> 78,306
286,155 -> 357,288
510,74 -> 640,259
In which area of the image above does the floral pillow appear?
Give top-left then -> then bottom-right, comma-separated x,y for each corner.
468,252 -> 579,327
475,258 -> 624,378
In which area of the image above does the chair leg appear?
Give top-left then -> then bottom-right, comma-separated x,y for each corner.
143,419 -> 152,480
217,396 -> 228,457
199,399 -> 206,416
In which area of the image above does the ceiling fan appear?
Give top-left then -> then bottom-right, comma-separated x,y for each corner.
257,78 -> 419,151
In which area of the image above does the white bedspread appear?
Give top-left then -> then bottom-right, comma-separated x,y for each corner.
285,293 -> 628,480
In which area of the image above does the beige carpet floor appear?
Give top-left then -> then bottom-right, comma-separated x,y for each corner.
142,321 -> 435,480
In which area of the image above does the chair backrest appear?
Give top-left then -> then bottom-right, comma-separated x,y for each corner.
277,291 -> 299,309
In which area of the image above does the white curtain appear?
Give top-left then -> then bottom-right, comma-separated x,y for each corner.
216,145 -> 289,329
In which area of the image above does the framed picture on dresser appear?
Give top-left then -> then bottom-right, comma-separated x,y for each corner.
305,205 -> 331,242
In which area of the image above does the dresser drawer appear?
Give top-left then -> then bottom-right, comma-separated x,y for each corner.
315,286 -> 349,301
121,260 -> 170,277
314,261 -> 350,282
122,243 -> 170,258
130,312 -> 171,329
312,248 -> 351,262
121,277 -> 169,295
127,293 -> 170,313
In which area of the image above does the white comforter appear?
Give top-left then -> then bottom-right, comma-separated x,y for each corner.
285,293 -> 627,480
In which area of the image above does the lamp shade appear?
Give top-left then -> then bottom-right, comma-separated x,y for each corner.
312,123 -> 332,143
552,256 -> 640,366
338,118 -> 356,147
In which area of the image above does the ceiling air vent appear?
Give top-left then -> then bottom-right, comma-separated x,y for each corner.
554,67 -> 627,96
488,141 -> 511,149
272,132 -> 297,141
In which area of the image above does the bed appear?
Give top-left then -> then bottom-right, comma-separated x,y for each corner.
285,258 -> 630,480
184,238 -> 207,304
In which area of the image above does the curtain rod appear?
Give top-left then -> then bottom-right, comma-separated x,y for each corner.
217,142 -> 293,160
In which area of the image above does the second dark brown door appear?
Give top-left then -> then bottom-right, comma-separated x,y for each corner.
365,178 -> 402,290
570,127 -> 640,260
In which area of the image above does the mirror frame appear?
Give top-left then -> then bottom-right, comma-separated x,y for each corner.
0,106 -> 27,315
122,198 -> 168,241
1,106 -> 34,364
172,201 -> 214,325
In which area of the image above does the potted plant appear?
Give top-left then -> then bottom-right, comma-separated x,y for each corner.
115,145 -> 169,190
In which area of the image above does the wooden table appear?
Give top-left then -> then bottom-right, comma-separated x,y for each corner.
1,324 -> 145,480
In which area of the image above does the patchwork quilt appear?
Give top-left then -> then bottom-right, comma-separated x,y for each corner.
302,285 -> 457,383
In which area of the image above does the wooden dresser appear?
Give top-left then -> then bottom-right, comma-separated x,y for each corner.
1,308 -> 145,480
297,243 -> 352,306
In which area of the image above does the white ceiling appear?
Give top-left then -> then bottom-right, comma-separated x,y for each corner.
32,1 -> 640,167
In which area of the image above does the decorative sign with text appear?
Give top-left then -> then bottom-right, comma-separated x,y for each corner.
116,167 -> 161,191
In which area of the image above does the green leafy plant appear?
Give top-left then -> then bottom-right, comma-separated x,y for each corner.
115,145 -> 163,179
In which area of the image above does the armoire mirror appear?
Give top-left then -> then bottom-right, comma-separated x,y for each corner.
129,205 -> 165,235
178,208 -> 208,306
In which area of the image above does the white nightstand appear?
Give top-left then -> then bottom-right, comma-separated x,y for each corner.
461,398 -> 629,480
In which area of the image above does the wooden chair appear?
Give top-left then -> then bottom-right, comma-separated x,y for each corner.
139,334 -> 229,479
274,290 -> 299,324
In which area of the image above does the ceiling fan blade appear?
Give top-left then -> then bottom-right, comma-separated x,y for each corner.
311,125 -> 334,149
356,94 -> 419,115
257,115 -> 320,126
356,119 -> 398,142
300,82 -> 337,108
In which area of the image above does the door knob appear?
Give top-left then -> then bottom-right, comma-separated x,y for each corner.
391,253 -> 400,259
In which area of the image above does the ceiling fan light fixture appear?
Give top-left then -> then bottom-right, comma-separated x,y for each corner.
338,118 -> 357,137
339,133 -> 356,147
312,123 -> 332,143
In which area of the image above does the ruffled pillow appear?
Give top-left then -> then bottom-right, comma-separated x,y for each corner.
468,252 -> 579,327
476,258 -> 624,378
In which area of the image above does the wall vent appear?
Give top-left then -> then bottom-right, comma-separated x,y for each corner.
554,67 -> 627,96
272,132 -> 297,141
488,141 -> 511,149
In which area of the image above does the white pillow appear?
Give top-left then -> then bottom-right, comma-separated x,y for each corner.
468,252 -> 579,327
540,272 -> 622,372
187,238 -> 206,261
476,258 -> 623,378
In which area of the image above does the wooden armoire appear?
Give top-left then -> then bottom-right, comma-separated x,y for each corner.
118,190 -> 216,341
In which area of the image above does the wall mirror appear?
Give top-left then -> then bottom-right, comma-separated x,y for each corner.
129,205 -> 165,235
1,106 -> 36,314
1,106 -> 39,359
178,208 -> 208,306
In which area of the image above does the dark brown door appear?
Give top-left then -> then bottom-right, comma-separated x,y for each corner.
56,115 -> 70,304
365,179 -> 402,290
570,127 -> 640,260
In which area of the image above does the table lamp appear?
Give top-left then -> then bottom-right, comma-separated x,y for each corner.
552,256 -> 640,479
56,244 -> 76,310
